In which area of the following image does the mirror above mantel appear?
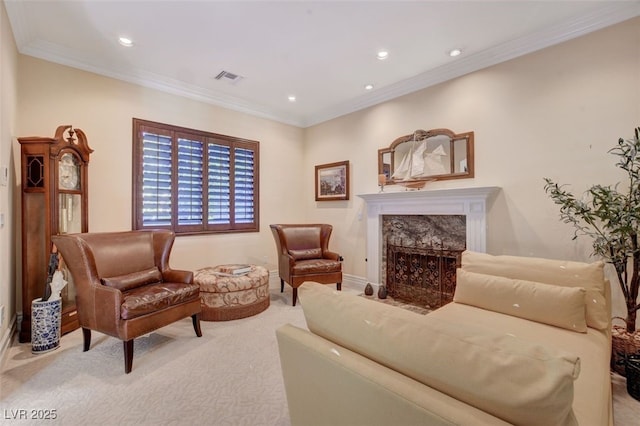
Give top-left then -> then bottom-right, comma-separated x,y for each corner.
378,128 -> 474,189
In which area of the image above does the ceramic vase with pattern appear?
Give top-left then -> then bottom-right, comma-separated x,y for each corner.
31,297 -> 62,354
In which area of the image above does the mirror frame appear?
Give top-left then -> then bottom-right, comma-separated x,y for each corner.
378,128 -> 474,186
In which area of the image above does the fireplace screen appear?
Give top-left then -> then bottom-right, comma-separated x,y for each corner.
386,243 -> 462,309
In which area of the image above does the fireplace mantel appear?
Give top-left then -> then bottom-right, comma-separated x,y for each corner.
358,186 -> 500,285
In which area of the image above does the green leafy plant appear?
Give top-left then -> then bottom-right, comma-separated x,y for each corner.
544,126 -> 640,333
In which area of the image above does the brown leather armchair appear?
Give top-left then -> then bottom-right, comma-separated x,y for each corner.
52,230 -> 202,374
270,224 -> 342,306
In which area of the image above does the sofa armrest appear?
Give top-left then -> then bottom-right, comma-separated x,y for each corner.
277,324 -> 510,426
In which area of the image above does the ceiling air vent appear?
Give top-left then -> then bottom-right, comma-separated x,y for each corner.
214,70 -> 244,85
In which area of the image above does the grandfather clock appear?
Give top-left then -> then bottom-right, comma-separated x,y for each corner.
19,125 -> 93,342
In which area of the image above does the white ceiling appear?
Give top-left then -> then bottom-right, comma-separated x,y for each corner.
5,1 -> 640,128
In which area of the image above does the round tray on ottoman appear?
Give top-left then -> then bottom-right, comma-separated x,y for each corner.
194,264 -> 270,321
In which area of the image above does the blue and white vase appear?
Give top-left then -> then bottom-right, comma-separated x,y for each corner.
31,298 -> 62,354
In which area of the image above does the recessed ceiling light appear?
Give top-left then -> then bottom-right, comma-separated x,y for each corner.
288,95 -> 296,102
364,84 -> 374,90
376,50 -> 389,60
448,48 -> 462,57
118,37 -> 133,47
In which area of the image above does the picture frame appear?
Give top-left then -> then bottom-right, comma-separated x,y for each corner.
315,160 -> 349,201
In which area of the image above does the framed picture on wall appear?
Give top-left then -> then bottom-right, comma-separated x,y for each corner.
315,161 -> 349,201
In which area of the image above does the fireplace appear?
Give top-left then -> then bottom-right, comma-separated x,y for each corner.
387,243 -> 461,308
383,214 -> 465,307
358,187 -> 499,291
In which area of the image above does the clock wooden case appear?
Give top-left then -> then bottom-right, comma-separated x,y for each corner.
18,125 -> 93,342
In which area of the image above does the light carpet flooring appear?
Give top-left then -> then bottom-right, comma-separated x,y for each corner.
2,280 -> 640,425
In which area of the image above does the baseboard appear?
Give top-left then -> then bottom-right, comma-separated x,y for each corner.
0,314 -> 17,369
342,273 -> 369,291
267,270 -> 372,293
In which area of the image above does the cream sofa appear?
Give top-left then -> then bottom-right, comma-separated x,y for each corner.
276,251 -> 613,426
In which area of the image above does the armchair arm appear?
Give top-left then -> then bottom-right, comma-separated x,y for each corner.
277,252 -> 296,283
92,285 -> 123,337
323,251 -> 342,262
53,234 -> 123,335
162,269 -> 194,284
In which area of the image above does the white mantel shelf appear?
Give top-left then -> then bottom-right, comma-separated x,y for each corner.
358,186 -> 499,204
358,186 -> 500,285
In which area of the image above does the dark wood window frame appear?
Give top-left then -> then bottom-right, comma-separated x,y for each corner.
132,118 -> 259,235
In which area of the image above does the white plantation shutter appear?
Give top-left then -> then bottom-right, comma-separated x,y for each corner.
141,131 -> 172,227
177,137 -> 204,226
133,119 -> 259,234
234,147 -> 255,224
208,143 -> 231,225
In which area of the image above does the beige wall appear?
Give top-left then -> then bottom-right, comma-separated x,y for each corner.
7,15 -> 640,327
304,17 -> 640,321
15,57 -> 306,279
0,0 -> 18,352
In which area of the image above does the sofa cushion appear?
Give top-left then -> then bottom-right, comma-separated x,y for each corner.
120,282 -> 200,320
454,269 -> 588,332
298,282 -> 580,426
288,248 -> 322,260
461,251 -> 608,330
101,267 -> 163,292
292,259 -> 341,275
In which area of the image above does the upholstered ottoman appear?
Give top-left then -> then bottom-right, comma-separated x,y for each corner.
194,265 -> 270,321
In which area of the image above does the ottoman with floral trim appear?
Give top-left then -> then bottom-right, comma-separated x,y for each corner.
194,265 -> 270,321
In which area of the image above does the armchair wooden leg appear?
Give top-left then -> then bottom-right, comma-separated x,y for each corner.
280,278 -> 285,293
292,287 -> 298,306
82,328 -> 91,352
192,313 -> 202,337
337,282 -> 342,291
124,340 -> 134,374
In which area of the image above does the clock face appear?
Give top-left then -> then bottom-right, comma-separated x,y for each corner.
58,153 -> 80,190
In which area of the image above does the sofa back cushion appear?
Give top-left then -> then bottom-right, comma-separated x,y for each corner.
461,251 -> 608,330
101,267 -> 163,292
298,282 -> 580,426
288,248 -> 322,260
454,269 -> 587,332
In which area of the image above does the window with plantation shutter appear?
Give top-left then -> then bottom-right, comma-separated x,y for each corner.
133,119 -> 259,235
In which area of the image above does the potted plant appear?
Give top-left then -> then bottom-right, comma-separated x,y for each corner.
544,126 -> 640,378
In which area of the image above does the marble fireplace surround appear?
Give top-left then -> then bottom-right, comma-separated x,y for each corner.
358,186 -> 499,286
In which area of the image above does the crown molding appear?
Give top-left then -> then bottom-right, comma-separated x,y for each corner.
3,0 -> 35,47
7,1 -> 640,129
302,2 -> 640,127
19,38 -> 304,128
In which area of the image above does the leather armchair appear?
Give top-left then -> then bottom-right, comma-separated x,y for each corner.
52,230 -> 202,373
270,224 -> 342,306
